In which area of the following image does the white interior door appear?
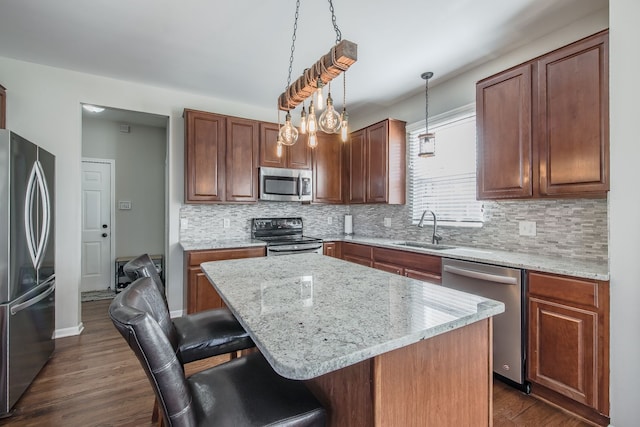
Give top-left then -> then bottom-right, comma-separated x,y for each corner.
81,160 -> 113,292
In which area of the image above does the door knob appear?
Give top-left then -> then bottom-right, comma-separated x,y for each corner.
102,224 -> 108,229
102,233 -> 108,238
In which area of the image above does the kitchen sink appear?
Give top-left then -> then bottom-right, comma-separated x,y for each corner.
391,241 -> 457,251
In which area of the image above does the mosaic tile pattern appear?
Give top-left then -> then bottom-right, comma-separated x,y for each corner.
180,198 -> 608,263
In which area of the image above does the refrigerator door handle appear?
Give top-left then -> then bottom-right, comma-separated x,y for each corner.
10,281 -> 55,316
24,160 -> 51,271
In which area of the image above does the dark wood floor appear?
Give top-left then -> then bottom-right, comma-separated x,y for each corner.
0,299 -> 593,426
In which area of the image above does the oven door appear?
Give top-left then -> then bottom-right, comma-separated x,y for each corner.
259,167 -> 312,202
266,243 -> 323,256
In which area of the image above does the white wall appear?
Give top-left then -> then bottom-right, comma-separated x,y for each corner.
609,0 -> 640,424
82,118 -> 166,258
0,57 -> 274,333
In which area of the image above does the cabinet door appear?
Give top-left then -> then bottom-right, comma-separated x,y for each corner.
366,121 -> 388,203
476,64 -> 533,199
373,261 -> 402,275
259,122 -> 285,168
184,110 -> 226,202
226,117 -> 259,202
187,267 -> 224,314
313,132 -> 344,204
404,268 -> 441,284
538,32 -> 609,196
288,134 -> 312,169
528,297 -> 597,408
348,129 -> 366,203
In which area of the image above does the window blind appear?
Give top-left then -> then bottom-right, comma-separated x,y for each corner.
408,112 -> 484,226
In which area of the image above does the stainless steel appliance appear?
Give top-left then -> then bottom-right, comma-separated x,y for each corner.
0,130 -> 55,416
441,258 -> 529,392
251,218 -> 323,256
259,167 -> 312,202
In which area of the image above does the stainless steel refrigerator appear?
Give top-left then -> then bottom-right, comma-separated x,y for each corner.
0,130 -> 55,416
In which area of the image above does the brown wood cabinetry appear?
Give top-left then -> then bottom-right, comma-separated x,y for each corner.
527,271 -> 609,423
184,109 -> 259,203
313,132 -> 345,204
347,119 -> 406,204
184,246 -> 266,313
323,241 -> 342,258
341,242 -> 442,284
0,84 -> 6,129
259,122 -> 311,169
477,30 -> 609,200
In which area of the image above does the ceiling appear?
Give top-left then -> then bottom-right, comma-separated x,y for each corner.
0,0 -> 607,118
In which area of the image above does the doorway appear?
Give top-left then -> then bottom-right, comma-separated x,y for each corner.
80,105 -> 168,303
81,159 -> 114,292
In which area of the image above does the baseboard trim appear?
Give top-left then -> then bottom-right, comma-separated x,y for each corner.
170,309 -> 184,319
54,322 -> 85,338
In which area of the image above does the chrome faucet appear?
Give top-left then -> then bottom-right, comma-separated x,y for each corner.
418,209 -> 443,245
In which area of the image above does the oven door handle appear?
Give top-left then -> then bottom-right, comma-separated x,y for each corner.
268,244 -> 323,254
443,265 -> 518,285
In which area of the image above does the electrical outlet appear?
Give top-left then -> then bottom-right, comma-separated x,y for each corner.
384,218 -> 392,228
327,216 -> 333,225
519,220 -> 537,237
223,218 -> 231,228
180,218 -> 189,230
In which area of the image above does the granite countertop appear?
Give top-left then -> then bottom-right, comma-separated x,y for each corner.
181,235 -> 609,281
201,254 -> 504,380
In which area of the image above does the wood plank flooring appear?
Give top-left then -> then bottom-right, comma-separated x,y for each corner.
0,300 -> 594,426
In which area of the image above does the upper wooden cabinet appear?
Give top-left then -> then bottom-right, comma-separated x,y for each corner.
476,30 -> 609,200
347,119 -> 406,204
0,84 -> 6,129
184,109 -> 259,203
259,122 -> 311,170
313,132 -> 345,204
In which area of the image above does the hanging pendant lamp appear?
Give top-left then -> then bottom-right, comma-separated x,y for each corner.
418,71 -> 436,158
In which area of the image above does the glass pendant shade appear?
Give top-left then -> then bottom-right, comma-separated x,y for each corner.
300,106 -> 307,134
319,94 -> 342,134
316,79 -> 324,109
340,110 -> 349,142
279,112 -> 299,146
418,132 -> 436,157
307,102 -> 318,134
276,141 -> 284,158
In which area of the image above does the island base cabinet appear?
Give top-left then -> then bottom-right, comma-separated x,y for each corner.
305,319 -> 492,427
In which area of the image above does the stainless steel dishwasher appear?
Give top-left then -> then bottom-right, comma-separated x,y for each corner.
441,258 -> 529,392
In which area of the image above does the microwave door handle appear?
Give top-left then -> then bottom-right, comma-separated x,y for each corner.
297,173 -> 302,199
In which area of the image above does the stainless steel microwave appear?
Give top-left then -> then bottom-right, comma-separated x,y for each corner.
259,167 -> 312,202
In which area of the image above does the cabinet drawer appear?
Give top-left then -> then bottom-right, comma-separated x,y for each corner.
188,246 -> 266,266
529,272 -> 600,309
373,247 -> 441,275
343,243 -> 373,259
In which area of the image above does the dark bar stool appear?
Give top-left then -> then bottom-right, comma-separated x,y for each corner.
109,278 -> 326,427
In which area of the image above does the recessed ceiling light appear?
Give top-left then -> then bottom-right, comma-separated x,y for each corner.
83,104 -> 105,113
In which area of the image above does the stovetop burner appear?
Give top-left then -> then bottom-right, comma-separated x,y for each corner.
251,217 -> 322,246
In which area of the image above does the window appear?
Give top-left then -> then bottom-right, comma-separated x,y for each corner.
409,104 -> 483,226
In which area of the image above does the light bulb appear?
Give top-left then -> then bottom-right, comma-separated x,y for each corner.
318,94 -> 342,134
340,110 -> 349,142
316,78 -> 324,110
300,106 -> 307,134
307,101 -> 318,134
276,141 -> 283,158
278,112 -> 299,146
308,132 -> 318,149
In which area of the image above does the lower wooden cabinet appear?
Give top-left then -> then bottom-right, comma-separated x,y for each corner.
527,271 -> 609,422
341,242 -> 442,284
184,246 -> 266,313
323,241 -> 342,258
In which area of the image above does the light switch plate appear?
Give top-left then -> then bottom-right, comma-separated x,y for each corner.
327,216 -> 333,225
118,200 -> 132,210
519,220 -> 537,237
223,218 -> 230,228
180,218 -> 189,230
384,218 -> 392,227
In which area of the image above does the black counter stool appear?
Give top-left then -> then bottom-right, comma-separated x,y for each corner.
110,278 -> 326,427
123,254 -> 254,364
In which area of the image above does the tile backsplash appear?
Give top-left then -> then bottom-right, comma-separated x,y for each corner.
180,198 -> 608,263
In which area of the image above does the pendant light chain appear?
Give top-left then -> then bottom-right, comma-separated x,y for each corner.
425,75 -> 429,132
328,0 -> 342,44
286,0 -> 301,99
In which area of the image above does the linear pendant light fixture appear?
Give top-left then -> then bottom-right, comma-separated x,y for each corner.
276,0 -> 357,155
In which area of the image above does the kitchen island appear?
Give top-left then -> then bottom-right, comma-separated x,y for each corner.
202,254 -> 504,426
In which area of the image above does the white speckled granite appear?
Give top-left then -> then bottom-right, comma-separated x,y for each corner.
201,254 -> 504,380
323,235 -> 609,281
180,238 -> 266,251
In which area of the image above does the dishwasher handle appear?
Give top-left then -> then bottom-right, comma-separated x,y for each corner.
443,265 -> 518,285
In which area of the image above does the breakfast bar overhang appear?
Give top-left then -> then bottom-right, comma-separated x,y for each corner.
202,254 -> 504,426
